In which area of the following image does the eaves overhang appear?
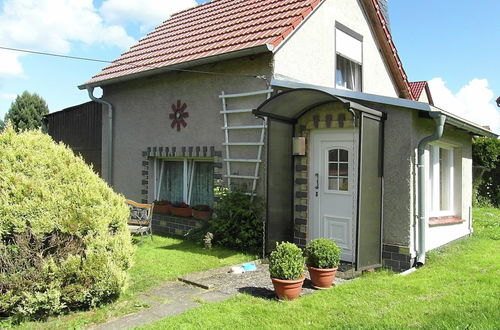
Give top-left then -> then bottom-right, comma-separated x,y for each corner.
78,44 -> 274,90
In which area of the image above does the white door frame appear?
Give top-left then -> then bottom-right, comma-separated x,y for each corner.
308,129 -> 358,262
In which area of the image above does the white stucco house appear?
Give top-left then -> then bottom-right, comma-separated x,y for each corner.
77,0 -> 496,271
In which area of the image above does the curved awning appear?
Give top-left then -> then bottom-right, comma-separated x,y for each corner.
253,88 -> 384,123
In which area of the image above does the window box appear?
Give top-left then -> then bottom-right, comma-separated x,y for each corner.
171,205 -> 193,217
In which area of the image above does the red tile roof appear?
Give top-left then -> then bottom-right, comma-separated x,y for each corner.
365,0 -> 413,100
409,81 -> 427,100
86,0 -> 322,85
85,0 -> 414,101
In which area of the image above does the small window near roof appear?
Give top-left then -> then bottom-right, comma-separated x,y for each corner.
335,26 -> 362,92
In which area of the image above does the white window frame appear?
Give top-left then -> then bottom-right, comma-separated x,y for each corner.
426,143 -> 455,217
154,157 -> 213,204
335,22 -> 363,92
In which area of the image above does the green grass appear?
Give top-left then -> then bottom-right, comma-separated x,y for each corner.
141,208 -> 500,329
1,235 -> 255,329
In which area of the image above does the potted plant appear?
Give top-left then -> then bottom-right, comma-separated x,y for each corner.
304,238 -> 341,289
153,199 -> 171,214
269,242 -> 305,301
192,204 -> 212,220
170,202 -> 192,217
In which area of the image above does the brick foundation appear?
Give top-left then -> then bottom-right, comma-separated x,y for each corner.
152,214 -> 204,237
382,244 -> 414,272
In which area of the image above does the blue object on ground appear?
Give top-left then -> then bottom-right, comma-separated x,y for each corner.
242,262 -> 257,272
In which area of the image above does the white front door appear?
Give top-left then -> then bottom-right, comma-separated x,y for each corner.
309,130 -> 356,261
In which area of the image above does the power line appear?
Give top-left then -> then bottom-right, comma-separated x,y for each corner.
0,46 -> 266,80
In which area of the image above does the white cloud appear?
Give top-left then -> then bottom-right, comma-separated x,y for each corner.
0,50 -> 24,77
0,92 -> 17,101
99,0 -> 197,32
0,0 -> 136,76
428,77 -> 500,134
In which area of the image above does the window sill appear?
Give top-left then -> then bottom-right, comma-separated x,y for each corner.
428,216 -> 465,227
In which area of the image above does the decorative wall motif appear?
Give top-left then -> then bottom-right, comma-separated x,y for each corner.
169,100 -> 189,131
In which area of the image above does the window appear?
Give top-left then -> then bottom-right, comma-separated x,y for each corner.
428,145 -> 454,216
155,159 -> 214,206
335,25 -> 362,91
327,148 -> 349,191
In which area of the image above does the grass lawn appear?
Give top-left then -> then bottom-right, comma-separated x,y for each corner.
1,235 -> 255,329
141,208 -> 500,329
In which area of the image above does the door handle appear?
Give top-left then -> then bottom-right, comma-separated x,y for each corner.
315,173 -> 319,189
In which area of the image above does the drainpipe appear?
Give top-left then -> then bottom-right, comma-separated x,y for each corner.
416,112 -> 445,265
87,87 -> 113,186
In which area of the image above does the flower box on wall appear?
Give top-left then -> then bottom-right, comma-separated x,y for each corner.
171,202 -> 192,217
192,205 -> 212,220
153,200 -> 171,214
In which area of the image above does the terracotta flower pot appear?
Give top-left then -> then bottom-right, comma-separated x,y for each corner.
307,266 -> 338,289
154,204 -> 171,214
192,209 -> 211,220
270,276 -> 305,301
171,207 -> 192,217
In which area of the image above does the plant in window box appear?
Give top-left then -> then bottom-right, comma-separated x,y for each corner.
192,205 -> 212,220
170,201 -> 192,217
304,238 -> 341,289
153,200 -> 171,214
269,242 -> 305,301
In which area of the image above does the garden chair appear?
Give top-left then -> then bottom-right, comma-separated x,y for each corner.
126,199 -> 154,243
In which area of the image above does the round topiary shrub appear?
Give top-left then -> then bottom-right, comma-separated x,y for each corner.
269,242 -> 304,280
0,127 -> 134,320
304,238 -> 341,269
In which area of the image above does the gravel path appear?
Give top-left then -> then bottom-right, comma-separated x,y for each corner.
179,260 -> 357,300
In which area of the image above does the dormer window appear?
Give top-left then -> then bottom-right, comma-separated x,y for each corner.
335,24 -> 362,92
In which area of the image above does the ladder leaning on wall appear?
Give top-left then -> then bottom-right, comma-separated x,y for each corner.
219,89 -> 273,195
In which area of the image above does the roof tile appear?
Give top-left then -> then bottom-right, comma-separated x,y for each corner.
87,0 -> 322,85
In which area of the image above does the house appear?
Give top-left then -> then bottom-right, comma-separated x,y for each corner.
409,81 -> 434,105
78,0 -> 496,272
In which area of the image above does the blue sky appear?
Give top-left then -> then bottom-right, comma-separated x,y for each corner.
0,0 -> 499,132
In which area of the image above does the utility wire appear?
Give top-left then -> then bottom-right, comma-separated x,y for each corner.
0,46 -> 266,80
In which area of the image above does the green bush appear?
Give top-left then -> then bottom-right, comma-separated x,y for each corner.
304,238 -> 341,269
269,242 -> 304,280
473,137 -> 500,207
0,127 -> 134,320
209,190 -> 263,253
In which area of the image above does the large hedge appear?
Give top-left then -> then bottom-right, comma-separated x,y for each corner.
0,127 -> 134,320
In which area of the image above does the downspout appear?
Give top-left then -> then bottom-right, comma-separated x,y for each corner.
87,87 -> 113,186
416,112 -> 445,265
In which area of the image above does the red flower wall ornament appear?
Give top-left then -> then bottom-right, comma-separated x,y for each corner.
169,100 -> 189,131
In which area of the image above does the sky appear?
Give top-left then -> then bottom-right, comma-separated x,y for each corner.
0,0 -> 498,133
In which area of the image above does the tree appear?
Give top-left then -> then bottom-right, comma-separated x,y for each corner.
0,118 -> 4,131
4,91 -> 49,132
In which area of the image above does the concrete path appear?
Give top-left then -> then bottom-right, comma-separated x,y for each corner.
92,261 -> 358,329
92,281 -> 232,330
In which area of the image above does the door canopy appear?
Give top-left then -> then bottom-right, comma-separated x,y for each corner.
253,88 -> 383,122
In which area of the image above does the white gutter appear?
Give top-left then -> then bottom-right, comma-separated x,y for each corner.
87,87 -> 113,186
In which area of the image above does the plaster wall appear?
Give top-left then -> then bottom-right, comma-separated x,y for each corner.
381,105 -> 414,246
100,54 -> 273,201
273,0 -> 399,97
411,113 -> 473,252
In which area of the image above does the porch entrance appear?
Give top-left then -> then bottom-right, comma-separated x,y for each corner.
254,86 -> 384,270
309,130 -> 356,262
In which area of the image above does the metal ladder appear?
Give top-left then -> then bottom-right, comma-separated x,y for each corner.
219,89 -> 273,195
